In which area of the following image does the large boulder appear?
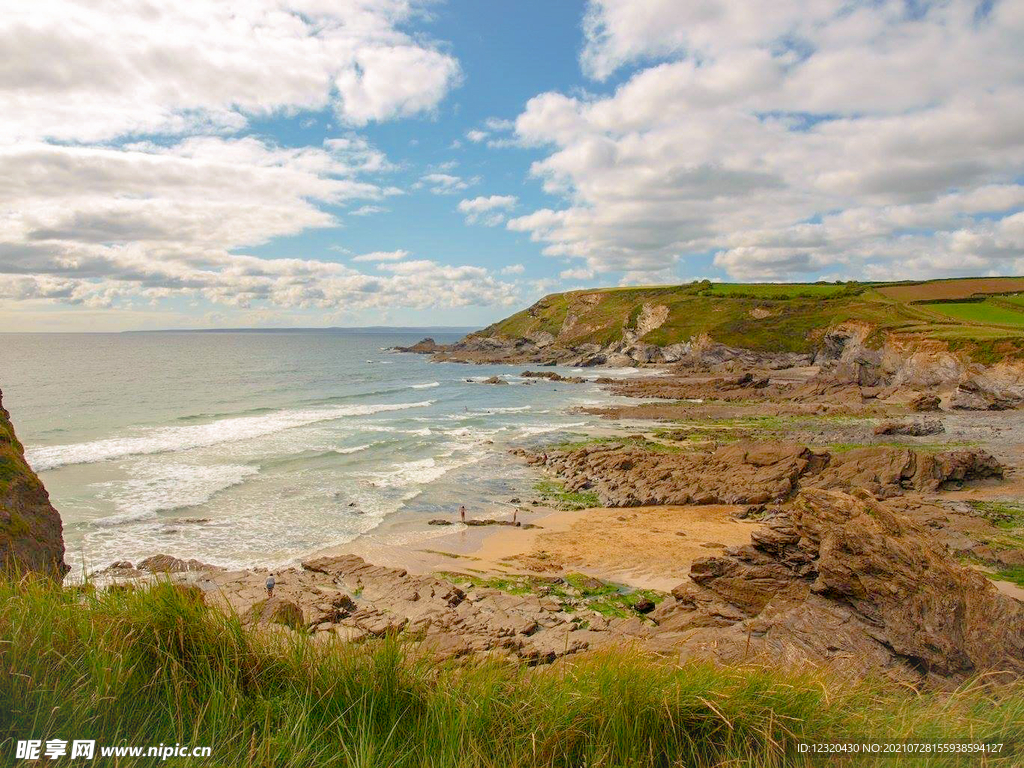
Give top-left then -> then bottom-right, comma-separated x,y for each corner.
652,489 -> 1024,683
0,388 -> 68,579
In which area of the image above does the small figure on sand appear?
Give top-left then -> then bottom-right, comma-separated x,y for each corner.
265,575 -> 275,598
512,508 -> 518,524
459,504 -> 466,523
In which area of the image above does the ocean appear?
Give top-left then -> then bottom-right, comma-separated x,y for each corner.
0,330 -> 642,575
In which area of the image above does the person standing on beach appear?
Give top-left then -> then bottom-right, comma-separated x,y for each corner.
459,505 -> 466,523
266,575 -> 275,598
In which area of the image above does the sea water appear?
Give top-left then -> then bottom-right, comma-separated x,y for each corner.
0,330 -> 647,573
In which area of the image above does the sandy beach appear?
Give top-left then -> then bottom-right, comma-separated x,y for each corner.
312,498 -> 759,592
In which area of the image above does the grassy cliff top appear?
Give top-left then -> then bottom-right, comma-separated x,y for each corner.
476,276 -> 1024,358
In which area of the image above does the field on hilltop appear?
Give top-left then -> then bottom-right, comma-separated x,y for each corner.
475,276 -> 1024,360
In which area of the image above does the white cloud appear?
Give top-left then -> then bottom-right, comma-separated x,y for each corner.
350,205 -> 388,216
457,195 -> 518,226
0,2 -> 531,322
0,0 -> 462,142
501,263 -> 525,275
508,0 -> 1024,282
466,129 -> 489,143
351,250 -> 409,262
0,137 -> 385,253
417,173 -> 479,195
560,267 -> 595,280
484,117 -> 514,131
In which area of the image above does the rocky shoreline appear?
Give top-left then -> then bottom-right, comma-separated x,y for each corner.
82,351 -> 1024,687
395,322 -> 1024,411
6,328 -> 1024,688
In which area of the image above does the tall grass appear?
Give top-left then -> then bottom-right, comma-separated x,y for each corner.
1,577 -> 1021,766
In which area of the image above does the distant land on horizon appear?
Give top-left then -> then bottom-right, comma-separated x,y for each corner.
124,326 -> 479,335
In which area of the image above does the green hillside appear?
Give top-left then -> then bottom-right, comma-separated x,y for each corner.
475,277 -> 1024,359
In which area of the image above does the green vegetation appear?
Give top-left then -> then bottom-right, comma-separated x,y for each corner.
655,415 -> 792,444
966,501 -> 1024,552
2,578 -> 1023,767
0,409 -> 32,495
700,281 -> 863,299
920,299 -> 1024,328
967,501 -> 1024,531
553,434 -> 683,454
0,512 -> 29,537
436,571 -> 665,620
824,441 -> 978,454
475,277 -> 1024,363
533,479 -> 600,510
992,565 -> 1024,588
653,414 -> 868,446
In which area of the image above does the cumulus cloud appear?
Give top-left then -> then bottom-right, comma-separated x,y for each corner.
510,0 -> 1024,282
0,2 -> 528,320
466,129 -> 489,143
457,195 -> 518,226
501,263 -> 525,275
1,0 -> 461,142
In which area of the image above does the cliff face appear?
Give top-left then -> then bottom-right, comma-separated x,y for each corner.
0,388 -> 68,579
407,279 -> 1024,406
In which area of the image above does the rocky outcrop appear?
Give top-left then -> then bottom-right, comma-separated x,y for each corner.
873,419 -> 944,436
814,323 -> 885,386
391,338 -> 440,353
103,492 -> 1021,683
950,366 -> 1024,410
650,489 -> 1024,684
407,332 -> 812,370
518,441 -> 1002,507
804,447 -> 1001,498
398,322 -> 1024,411
909,393 -> 942,411
181,555 -> 647,664
137,554 -> 221,573
0,388 -> 67,579
521,371 -> 586,383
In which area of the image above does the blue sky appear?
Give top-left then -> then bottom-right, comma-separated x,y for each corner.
1,1 -> 1022,331
243,0 -> 634,327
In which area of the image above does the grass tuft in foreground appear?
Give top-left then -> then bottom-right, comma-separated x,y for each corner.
1,577 -> 1023,766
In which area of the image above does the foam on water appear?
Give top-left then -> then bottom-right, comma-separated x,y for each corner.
27,401 -> 434,470
7,331 -> 630,572
334,443 -> 371,455
93,462 -> 259,526
517,421 -> 589,436
371,452 -> 481,489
